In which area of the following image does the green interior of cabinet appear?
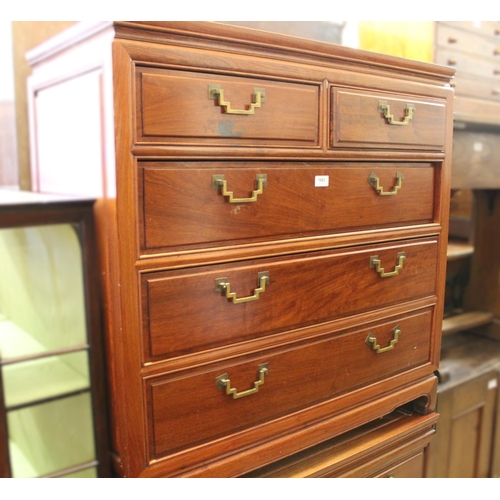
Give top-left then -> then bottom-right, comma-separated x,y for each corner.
3,351 -> 90,408
0,224 -> 96,477
7,393 -> 96,478
60,467 -> 98,478
0,224 -> 87,355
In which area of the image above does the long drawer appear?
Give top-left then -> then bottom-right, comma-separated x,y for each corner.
244,410 -> 438,478
437,22 -> 500,39
450,74 -> 500,102
331,88 -> 447,150
141,237 -> 438,359
139,162 -> 437,252
436,23 -> 500,60
135,67 -> 320,147
146,308 -> 434,460
435,48 -> 500,81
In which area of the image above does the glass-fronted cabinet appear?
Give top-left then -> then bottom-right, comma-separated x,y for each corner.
0,190 -> 109,478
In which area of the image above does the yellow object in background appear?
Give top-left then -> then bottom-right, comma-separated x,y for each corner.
358,21 -> 435,62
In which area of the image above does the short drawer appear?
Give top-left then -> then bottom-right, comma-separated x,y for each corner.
135,67 -> 320,147
141,238 -> 439,359
139,162 -> 436,252
146,309 -> 434,459
331,88 -> 447,150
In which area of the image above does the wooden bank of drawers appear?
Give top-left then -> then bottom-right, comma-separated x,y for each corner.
134,69 -> 449,474
27,22 -> 454,477
130,26 -> 452,477
435,22 -> 500,110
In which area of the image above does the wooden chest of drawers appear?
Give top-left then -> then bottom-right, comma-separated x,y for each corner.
434,21 -> 500,125
26,22 -> 454,477
435,22 -> 500,101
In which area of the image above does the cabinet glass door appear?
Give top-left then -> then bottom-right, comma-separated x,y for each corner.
0,223 -> 98,478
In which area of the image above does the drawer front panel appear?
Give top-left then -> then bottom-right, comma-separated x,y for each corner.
436,24 -> 500,60
375,453 -> 425,478
142,239 -> 438,359
136,67 -> 320,146
451,74 -> 500,102
147,309 -> 433,458
435,48 -> 500,80
331,89 -> 446,150
438,22 -> 500,39
139,162 -> 436,252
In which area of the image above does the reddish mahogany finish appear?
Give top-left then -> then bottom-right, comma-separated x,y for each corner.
244,410 -> 439,478
25,22 -> 455,477
139,162 -> 437,252
332,89 -> 447,150
143,238 -> 438,359
148,309 -> 433,458
136,67 -> 320,146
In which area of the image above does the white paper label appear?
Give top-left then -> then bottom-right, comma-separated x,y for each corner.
473,142 -> 483,152
473,21 -> 482,28
488,378 -> 498,390
315,175 -> 329,187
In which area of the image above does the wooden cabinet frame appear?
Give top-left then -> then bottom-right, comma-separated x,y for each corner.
0,193 -> 110,478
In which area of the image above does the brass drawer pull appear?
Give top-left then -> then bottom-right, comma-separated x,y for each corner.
215,271 -> 269,304
370,252 -> 406,278
495,48 -> 500,56
378,101 -> 415,126
366,325 -> 401,353
208,84 -> 265,115
368,172 -> 404,196
212,174 -> 267,203
216,363 -> 269,399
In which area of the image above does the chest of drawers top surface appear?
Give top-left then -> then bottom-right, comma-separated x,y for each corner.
27,21 -> 454,478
